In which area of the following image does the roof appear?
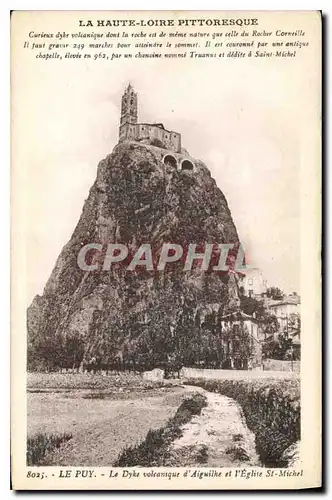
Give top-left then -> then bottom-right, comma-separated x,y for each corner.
268,296 -> 301,308
240,267 -> 263,276
220,310 -> 259,323
124,82 -> 135,93
138,122 -> 180,136
137,122 -> 166,130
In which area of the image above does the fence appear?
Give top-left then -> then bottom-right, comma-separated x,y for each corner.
262,359 -> 300,372
179,364 -> 300,380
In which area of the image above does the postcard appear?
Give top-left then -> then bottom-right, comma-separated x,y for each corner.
11,10 -> 321,490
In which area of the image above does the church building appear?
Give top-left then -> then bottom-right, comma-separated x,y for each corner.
119,83 -> 182,154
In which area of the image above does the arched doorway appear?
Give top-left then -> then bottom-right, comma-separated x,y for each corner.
163,154 -> 177,168
181,159 -> 194,171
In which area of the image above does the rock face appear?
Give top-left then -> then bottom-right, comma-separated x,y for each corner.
27,141 -> 241,371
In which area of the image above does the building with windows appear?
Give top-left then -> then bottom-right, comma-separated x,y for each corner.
266,294 -> 301,340
238,267 -> 268,298
219,311 -> 263,370
266,294 -> 300,318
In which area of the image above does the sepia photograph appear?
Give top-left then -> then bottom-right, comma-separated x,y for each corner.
10,10 -> 321,490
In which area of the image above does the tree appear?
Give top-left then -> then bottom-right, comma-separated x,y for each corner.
259,312 -> 279,340
220,321 -> 255,370
262,333 -> 292,360
240,294 -> 265,318
62,331 -> 85,371
266,287 -> 284,301
287,313 -> 301,338
27,332 -> 63,372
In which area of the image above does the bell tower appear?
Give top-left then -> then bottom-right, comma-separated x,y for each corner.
119,83 -> 138,142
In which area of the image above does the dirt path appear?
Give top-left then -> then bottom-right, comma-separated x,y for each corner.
170,386 -> 261,467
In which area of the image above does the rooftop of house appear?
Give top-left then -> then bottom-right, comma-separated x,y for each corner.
267,295 -> 301,308
220,311 -> 259,323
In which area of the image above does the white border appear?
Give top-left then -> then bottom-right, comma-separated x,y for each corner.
3,1 -> 328,498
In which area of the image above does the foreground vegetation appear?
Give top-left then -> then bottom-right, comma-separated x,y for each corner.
27,432 -> 73,466
114,393 -> 207,466
185,377 -> 300,467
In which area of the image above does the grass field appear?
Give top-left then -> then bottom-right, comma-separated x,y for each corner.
27,372 -> 188,466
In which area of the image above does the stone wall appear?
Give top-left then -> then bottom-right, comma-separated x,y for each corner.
142,368 -> 165,383
263,359 -> 300,373
120,123 -> 181,153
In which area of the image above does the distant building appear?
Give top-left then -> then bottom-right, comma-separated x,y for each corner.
266,294 -> 301,319
266,294 -> 301,337
219,311 -> 263,370
238,267 -> 268,298
119,83 -> 182,153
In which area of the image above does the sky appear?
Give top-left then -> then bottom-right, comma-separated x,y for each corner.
11,12 -> 320,305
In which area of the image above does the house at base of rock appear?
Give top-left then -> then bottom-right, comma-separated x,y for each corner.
219,311 -> 263,370
238,267 -> 268,299
119,83 -> 181,154
265,294 -> 301,352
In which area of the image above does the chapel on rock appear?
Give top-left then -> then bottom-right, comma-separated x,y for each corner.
118,83 -> 182,154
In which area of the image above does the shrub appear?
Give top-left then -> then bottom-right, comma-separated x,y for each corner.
225,445 -> 251,462
185,377 -> 300,467
27,432 -> 72,465
196,444 -> 209,464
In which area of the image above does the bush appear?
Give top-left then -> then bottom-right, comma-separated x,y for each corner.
184,378 -> 300,467
27,432 -> 72,465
